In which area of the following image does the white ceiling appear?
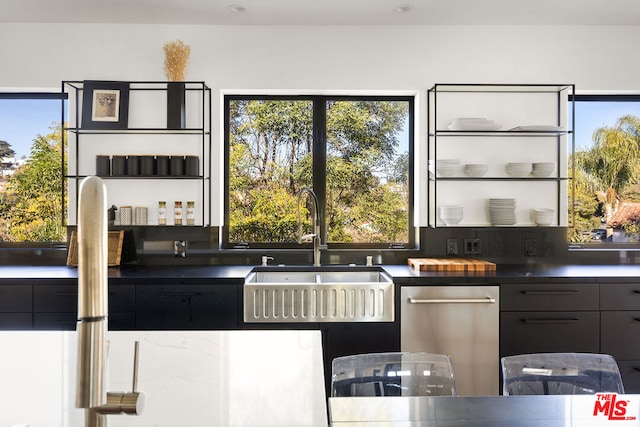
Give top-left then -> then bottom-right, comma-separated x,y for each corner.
2,0 -> 640,26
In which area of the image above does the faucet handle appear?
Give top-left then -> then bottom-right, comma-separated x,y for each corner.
103,341 -> 145,415
299,233 -> 315,243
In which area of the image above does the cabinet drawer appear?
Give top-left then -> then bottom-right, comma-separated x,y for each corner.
601,311 -> 640,359
601,283 -> 640,310
110,285 -> 135,313
34,284 -> 77,312
136,285 -> 237,330
0,313 -> 32,330
500,311 -> 600,356
617,361 -> 640,394
501,283 -> 599,311
34,312 -> 76,330
34,284 -> 133,313
0,285 -> 32,312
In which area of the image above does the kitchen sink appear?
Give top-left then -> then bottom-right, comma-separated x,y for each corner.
245,269 -> 392,284
243,266 -> 394,323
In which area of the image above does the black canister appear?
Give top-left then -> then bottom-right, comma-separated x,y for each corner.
127,155 -> 140,176
96,155 -> 110,176
156,155 -> 169,176
140,155 -> 155,176
111,155 -> 127,176
185,156 -> 199,176
170,155 -> 185,176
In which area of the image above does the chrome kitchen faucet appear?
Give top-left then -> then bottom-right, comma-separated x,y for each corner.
297,187 -> 327,266
76,176 -> 144,427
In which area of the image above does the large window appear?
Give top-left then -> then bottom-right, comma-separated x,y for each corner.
571,94 -> 640,245
224,95 -> 414,249
0,92 -> 67,244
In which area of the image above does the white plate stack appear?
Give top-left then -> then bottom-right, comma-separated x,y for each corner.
532,162 -> 555,177
488,198 -> 516,225
463,163 -> 489,177
531,208 -> 554,226
439,205 -> 464,226
448,118 -> 501,131
434,159 -> 461,177
505,162 -> 532,177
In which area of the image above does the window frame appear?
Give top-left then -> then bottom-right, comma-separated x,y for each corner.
222,94 -> 415,250
0,91 -> 68,249
570,93 -> 640,250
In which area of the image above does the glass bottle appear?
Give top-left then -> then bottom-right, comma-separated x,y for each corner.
186,201 -> 195,225
158,201 -> 167,225
174,201 -> 183,225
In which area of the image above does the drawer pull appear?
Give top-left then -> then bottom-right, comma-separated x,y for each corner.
408,297 -> 495,304
522,318 -> 580,324
522,291 -> 578,295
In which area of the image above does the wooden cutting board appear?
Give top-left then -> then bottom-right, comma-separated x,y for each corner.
408,257 -> 496,272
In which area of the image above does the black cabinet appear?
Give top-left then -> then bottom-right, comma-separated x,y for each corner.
33,283 -> 77,330
500,283 -> 600,357
0,285 -> 32,330
32,282 -> 135,330
109,285 -> 136,330
601,283 -> 640,392
501,311 -> 600,355
135,284 -> 237,330
323,322 -> 400,393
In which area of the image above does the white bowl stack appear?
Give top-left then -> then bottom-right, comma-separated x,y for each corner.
488,198 -> 516,225
447,118 -> 501,131
505,162 -> 532,177
435,159 -> 461,177
439,205 -> 464,226
463,163 -> 489,177
531,208 -> 555,226
532,162 -> 555,177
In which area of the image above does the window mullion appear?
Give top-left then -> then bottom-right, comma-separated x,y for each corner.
312,97 -> 327,243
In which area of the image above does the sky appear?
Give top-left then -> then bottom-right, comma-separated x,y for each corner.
0,98 -> 64,159
573,101 -> 640,151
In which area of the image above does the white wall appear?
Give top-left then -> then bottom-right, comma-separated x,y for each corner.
1,23 -> 639,225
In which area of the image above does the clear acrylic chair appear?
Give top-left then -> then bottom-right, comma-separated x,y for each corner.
501,352 -> 625,395
331,352 -> 457,397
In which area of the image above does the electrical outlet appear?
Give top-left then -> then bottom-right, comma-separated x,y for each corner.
464,238 -> 481,255
446,238 -> 458,255
525,238 -> 537,257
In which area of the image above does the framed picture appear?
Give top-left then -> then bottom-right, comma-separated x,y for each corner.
81,81 -> 129,129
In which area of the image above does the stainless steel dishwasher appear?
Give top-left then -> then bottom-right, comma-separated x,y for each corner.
401,285 -> 499,396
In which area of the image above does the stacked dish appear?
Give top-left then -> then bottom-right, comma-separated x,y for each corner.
435,159 -> 461,177
532,162 -> 555,177
531,208 -> 555,226
463,163 -> 489,177
439,206 -> 464,226
505,162 -> 532,177
447,118 -> 501,131
488,198 -> 516,226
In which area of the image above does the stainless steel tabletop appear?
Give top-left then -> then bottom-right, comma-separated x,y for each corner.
329,394 -> 640,426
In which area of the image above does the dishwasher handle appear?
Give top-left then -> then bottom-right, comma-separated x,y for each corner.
407,296 -> 496,304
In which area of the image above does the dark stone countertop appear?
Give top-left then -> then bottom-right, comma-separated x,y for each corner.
3,263 -> 640,284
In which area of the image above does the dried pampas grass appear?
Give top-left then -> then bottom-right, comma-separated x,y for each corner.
163,40 -> 191,81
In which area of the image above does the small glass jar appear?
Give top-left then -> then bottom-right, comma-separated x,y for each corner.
174,201 -> 183,225
186,201 -> 195,225
158,201 -> 167,225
